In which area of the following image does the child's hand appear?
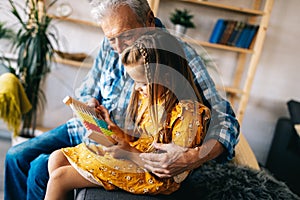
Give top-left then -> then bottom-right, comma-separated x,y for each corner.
96,105 -> 126,140
103,140 -> 145,167
103,140 -> 135,159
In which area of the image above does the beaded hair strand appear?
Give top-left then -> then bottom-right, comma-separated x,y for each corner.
134,41 -> 162,144
134,42 -> 152,84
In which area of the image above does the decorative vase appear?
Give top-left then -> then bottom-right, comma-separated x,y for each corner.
174,24 -> 187,37
11,128 -> 44,146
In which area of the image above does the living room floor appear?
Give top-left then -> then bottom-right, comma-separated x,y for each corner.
0,129 -> 11,200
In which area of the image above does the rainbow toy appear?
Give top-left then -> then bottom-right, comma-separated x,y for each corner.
63,96 -> 117,146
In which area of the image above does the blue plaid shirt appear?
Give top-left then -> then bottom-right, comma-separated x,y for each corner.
66,23 -> 240,162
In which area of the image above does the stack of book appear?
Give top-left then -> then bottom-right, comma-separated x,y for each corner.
209,19 -> 259,49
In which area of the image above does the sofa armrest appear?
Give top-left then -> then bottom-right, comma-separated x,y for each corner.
265,117 -> 300,195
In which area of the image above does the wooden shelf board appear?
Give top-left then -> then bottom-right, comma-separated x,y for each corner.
54,57 -> 93,68
217,85 -> 244,95
180,0 -> 265,15
225,87 -> 244,95
49,15 -> 99,27
184,39 -> 254,54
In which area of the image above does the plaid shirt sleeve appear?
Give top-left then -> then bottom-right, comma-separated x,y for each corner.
181,41 -> 240,162
74,39 -> 108,103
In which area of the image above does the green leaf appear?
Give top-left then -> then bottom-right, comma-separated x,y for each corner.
170,8 -> 195,28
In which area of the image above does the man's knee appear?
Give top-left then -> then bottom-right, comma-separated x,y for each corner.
5,145 -> 26,167
28,154 -> 50,187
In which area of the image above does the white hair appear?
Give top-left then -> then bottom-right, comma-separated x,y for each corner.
89,0 -> 151,25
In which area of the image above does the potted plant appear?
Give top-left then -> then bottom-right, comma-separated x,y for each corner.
0,22 -> 15,74
169,8 -> 195,37
2,0 -> 59,138
0,22 -> 15,41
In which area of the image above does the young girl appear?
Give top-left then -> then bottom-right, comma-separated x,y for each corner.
44,30 -> 210,199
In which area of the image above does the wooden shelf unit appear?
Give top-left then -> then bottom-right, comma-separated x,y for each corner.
148,0 -> 274,123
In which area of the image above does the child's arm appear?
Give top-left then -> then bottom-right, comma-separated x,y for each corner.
101,137 -> 148,168
97,106 -> 148,166
96,105 -> 131,142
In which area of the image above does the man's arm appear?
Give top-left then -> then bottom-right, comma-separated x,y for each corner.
140,139 -> 224,178
181,41 -> 240,162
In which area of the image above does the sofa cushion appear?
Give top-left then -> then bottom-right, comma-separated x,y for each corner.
75,161 -> 299,200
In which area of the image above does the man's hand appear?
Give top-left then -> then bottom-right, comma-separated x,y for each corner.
86,97 -> 100,108
139,143 -> 195,178
139,139 -> 224,178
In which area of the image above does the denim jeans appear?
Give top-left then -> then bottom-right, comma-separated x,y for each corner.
4,123 -> 75,200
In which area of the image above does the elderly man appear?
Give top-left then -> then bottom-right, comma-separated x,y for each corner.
4,0 -> 239,199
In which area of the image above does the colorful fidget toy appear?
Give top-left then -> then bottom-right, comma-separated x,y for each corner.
63,96 -> 115,137
94,117 -> 114,136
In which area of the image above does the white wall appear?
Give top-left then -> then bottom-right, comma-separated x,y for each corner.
242,0 -> 300,164
1,0 -> 299,165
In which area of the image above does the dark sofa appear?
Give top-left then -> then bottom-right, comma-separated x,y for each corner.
75,160 -> 300,200
265,99 -> 300,196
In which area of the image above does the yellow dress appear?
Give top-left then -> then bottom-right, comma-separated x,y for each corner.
62,98 -> 210,195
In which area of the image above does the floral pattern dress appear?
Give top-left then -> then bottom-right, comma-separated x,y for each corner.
62,97 -> 210,195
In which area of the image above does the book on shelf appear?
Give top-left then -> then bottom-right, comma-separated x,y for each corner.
218,20 -> 237,45
209,19 -> 227,43
244,25 -> 259,49
209,19 -> 259,49
235,24 -> 251,48
235,24 -> 259,49
227,21 -> 245,46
